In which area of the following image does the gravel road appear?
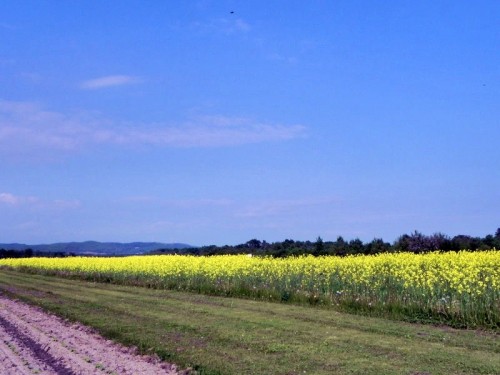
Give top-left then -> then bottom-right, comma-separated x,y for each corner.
0,294 -> 183,374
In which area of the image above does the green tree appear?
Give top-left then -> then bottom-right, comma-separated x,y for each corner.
314,236 -> 324,256
348,238 -> 364,254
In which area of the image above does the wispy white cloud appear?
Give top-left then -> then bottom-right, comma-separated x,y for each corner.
143,115 -> 306,147
234,197 -> 338,218
52,199 -> 82,209
0,100 -> 306,159
267,53 -> 298,65
233,18 -> 251,32
0,100 -> 91,153
123,196 -> 233,208
0,193 -> 21,205
191,17 -> 251,34
0,192 -> 38,205
0,192 -> 80,209
80,75 -> 142,89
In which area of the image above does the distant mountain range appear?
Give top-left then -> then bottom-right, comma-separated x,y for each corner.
0,241 -> 192,255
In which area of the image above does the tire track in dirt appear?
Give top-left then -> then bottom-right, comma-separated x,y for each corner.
0,314 -> 74,374
0,294 -> 183,374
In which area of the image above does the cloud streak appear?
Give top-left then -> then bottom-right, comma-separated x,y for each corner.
234,197 -> 338,218
190,17 -> 251,35
80,75 -> 142,89
0,192 -> 80,209
0,100 -> 306,158
0,193 -> 29,205
123,196 -> 233,208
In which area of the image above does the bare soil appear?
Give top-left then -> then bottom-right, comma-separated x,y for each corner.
0,294 -> 183,374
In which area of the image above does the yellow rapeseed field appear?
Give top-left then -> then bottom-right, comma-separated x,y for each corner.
1,251 -> 498,327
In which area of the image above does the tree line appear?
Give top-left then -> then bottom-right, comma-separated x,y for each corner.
2,228 -> 499,259
155,228 -> 500,257
0,248 -> 76,259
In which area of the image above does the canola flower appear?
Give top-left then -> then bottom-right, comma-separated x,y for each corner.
1,251 -> 498,328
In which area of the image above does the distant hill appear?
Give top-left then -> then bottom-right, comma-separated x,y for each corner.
0,241 -> 192,256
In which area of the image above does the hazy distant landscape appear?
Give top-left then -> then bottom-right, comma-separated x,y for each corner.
0,241 -> 192,256
1,228 -> 498,258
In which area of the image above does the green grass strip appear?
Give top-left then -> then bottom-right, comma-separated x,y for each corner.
0,269 -> 498,375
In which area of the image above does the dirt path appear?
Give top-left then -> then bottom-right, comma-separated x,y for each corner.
0,294 -> 183,374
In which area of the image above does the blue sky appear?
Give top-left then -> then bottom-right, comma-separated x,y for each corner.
1,1 -> 498,246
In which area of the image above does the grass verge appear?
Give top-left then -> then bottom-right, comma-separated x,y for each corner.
0,269 -> 498,375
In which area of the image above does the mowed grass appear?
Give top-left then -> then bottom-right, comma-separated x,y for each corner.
0,269 -> 498,375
